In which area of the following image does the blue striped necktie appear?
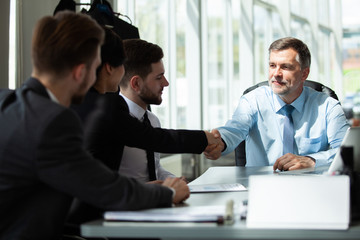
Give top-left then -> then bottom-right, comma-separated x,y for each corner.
283,105 -> 295,155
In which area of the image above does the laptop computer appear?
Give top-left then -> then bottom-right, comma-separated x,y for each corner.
329,126 -> 360,173
278,126 -> 360,175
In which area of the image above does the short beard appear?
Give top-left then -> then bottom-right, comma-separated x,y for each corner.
138,86 -> 162,105
139,95 -> 162,105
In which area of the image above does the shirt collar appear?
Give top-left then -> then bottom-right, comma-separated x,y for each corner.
45,88 -> 60,104
119,93 -> 146,120
273,87 -> 306,114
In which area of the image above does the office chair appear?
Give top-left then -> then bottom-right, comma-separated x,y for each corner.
234,80 -> 338,166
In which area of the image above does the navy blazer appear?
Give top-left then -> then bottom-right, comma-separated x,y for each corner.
0,78 -> 173,240
72,88 -> 208,171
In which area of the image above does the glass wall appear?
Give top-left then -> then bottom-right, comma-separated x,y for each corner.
342,0 -> 360,119
133,0 -> 171,127
203,0 -> 227,128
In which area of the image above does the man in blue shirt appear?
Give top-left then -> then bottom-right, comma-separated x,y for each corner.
205,37 -> 349,171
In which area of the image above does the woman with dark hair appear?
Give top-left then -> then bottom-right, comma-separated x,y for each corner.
71,27 -> 126,123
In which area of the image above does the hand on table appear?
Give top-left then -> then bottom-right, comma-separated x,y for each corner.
273,153 -> 315,171
162,177 -> 190,204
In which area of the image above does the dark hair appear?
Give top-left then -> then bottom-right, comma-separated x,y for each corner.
120,39 -> 163,88
96,27 -> 125,77
32,11 -> 104,77
269,37 -> 311,69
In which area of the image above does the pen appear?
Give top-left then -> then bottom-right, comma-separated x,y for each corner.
224,199 -> 234,225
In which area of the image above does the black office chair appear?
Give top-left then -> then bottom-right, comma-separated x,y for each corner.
234,80 -> 338,166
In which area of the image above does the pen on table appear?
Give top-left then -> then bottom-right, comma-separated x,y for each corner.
224,199 -> 234,225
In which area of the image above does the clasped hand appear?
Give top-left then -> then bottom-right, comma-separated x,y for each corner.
203,129 -> 224,160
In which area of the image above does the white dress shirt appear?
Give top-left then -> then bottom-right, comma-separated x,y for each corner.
119,94 -> 175,182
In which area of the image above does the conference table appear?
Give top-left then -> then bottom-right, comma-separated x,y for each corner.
81,166 -> 360,239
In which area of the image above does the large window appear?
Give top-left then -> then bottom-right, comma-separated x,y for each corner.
254,5 -> 268,83
253,4 -> 284,85
203,0 -> 227,129
133,0 -> 170,127
8,0 -> 16,89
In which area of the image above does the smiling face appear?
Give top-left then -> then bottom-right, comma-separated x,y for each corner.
138,60 -> 169,105
268,48 -> 309,104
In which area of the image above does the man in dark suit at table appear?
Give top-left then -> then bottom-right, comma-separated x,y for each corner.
0,11 -> 190,240
118,39 -> 184,182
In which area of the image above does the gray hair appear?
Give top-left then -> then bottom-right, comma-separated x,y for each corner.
269,37 -> 311,69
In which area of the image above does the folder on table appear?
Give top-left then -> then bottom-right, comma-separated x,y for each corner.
246,175 -> 350,230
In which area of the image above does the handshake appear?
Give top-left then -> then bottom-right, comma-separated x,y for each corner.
203,129 -> 224,160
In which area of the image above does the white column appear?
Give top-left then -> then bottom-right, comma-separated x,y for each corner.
17,0 -> 58,86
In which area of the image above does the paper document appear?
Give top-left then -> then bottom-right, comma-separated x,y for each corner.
189,183 -> 246,193
104,206 -> 227,223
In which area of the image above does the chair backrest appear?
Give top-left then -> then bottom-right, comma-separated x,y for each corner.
234,80 -> 338,166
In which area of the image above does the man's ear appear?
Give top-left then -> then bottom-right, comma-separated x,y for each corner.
301,67 -> 310,82
129,75 -> 142,92
105,63 -> 112,74
72,63 -> 86,84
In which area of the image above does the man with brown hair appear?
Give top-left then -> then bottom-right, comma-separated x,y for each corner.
0,11 -> 189,239
119,39 -> 180,182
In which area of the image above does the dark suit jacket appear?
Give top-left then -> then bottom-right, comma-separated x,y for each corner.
72,88 -> 208,171
0,78 -> 173,240
67,88 -> 208,228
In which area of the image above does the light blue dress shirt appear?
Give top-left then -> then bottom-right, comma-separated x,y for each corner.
218,86 -> 349,166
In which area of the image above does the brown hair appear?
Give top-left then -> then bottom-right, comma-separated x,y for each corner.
32,11 -> 104,77
120,39 -> 163,88
269,37 -> 311,69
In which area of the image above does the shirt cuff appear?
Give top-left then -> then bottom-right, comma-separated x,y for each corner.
221,138 -> 227,152
305,156 -> 316,163
169,187 -> 176,199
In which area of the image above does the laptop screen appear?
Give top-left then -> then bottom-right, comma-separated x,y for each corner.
329,126 -> 360,173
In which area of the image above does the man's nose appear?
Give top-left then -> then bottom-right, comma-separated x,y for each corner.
163,76 -> 169,87
274,66 -> 282,77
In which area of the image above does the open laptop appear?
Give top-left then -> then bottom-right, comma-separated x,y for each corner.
278,126 -> 360,175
